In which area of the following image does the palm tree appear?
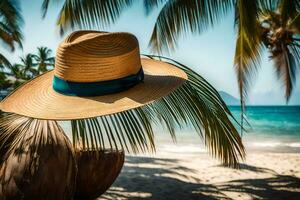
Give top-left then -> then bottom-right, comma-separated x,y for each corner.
0,55 -> 12,70
8,64 -> 23,79
259,2 -> 300,100
2,47 -> 54,90
33,46 -> 55,74
5,63 -> 27,88
41,0 -> 300,121
18,54 -> 38,79
0,71 -> 11,90
0,0 -> 23,68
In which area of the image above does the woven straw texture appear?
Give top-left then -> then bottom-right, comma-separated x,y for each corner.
55,31 -> 141,82
0,31 -> 187,120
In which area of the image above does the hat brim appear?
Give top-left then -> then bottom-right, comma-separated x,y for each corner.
0,58 -> 187,120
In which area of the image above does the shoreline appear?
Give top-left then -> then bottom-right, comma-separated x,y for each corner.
155,142 -> 300,154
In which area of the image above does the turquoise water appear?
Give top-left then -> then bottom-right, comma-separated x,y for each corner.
230,106 -> 300,140
155,106 -> 300,153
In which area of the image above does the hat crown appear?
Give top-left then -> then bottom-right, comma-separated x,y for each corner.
54,31 -> 142,82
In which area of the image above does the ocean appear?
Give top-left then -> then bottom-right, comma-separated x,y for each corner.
231,106 -> 300,152
155,106 -> 300,154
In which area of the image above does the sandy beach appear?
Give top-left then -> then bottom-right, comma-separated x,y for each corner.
100,149 -> 300,200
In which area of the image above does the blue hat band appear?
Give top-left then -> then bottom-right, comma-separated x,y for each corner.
52,68 -> 144,97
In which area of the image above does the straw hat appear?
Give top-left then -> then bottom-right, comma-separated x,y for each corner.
0,31 -> 187,120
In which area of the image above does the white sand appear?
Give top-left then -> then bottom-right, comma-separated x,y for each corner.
100,151 -> 300,200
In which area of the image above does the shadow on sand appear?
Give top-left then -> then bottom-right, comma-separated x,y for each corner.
99,156 -> 300,200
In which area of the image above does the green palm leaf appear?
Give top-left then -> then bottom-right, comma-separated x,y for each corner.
272,43 -> 298,100
258,0 -> 280,11
288,1 -> 300,34
33,46 -> 55,73
71,55 -> 245,167
18,54 -> 38,79
234,0 -> 263,129
41,0 -> 52,18
42,0 -> 133,35
0,71 -> 11,90
71,107 -> 156,154
148,0 -> 234,53
290,14 -> 300,34
258,1 -> 300,101
279,0 -> 300,24
0,0 -> 23,90
0,53 -> 12,69
0,0 -> 23,50
143,0 -> 167,15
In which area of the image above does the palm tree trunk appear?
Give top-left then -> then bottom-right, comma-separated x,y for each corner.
74,149 -> 125,200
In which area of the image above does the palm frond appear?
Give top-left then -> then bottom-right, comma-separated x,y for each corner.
234,0 -> 263,129
72,55 -> 245,167
258,2 -> 300,101
0,53 -> 11,69
279,0 -> 300,24
0,23 -> 15,50
289,41 -> 300,61
257,0 -> 280,11
289,8 -> 300,34
71,108 -> 156,154
234,0 -> 260,35
0,71 -> 11,90
143,0 -> 167,15
147,55 -> 245,166
55,0 -> 133,35
0,0 -> 23,50
234,32 -> 262,111
41,0 -> 52,18
148,0 -> 234,53
33,46 -> 55,73
271,43 -> 298,101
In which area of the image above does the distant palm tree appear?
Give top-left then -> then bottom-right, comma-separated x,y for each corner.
0,71 -> 11,90
6,63 -> 27,88
8,64 -> 23,79
2,47 -> 54,90
0,55 -> 11,70
41,0 -> 300,111
33,46 -> 55,74
18,54 -> 38,79
0,0 -> 23,68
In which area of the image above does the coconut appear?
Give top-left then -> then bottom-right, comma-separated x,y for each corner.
0,115 -> 77,200
74,149 -> 124,200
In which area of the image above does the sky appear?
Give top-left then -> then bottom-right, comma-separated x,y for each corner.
1,0 -> 300,105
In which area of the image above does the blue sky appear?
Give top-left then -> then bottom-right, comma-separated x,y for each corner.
1,0 -> 299,105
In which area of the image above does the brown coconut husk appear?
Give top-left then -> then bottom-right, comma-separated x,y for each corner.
74,149 -> 125,200
0,115 -> 77,200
